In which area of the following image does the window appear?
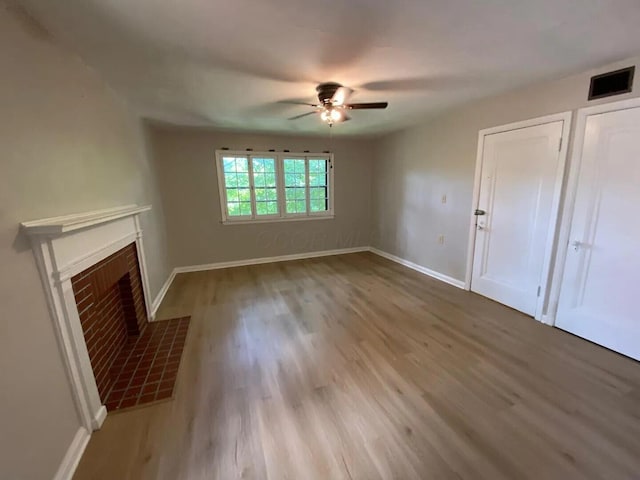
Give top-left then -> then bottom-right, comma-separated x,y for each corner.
215,150 -> 333,223
252,157 -> 279,216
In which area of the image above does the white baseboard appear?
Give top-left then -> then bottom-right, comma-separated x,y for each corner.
92,405 -> 107,430
173,246 -> 370,274
53,427 -> 90,480
368,247 -> 466,289
541,314 -> 555,326
150,269 -> 177,321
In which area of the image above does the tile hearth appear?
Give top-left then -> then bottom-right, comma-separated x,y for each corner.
105,317 -> 190,411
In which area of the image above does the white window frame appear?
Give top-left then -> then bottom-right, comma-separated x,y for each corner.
215,150 -> 334,224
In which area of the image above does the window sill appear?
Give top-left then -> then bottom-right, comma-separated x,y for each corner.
221,215 -> 335,225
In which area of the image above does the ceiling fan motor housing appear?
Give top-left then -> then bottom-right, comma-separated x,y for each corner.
316,82 -> 343,104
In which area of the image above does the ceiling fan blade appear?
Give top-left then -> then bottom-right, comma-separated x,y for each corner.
346,102 -> 388,109
279,101 -> 319,107
331,87 -> 353,106
288,111 -> 317,120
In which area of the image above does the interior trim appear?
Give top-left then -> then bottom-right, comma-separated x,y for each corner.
369,247 -> 466,289
464,111 -> 573,321
52,427 -> 90,480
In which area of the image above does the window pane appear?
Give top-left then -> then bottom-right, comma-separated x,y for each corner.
285,188 -> 294,201
309,173 -> 326,187
284,158 -> 304,174
310,198 -> 328,212
256,202 -> 268,216
265,172 -> 276,188
223,158 -> 236,172
237,173 -> 250,188
223,156 -> 248,173
284,159 -> 307,215
228,203 -> 241,216
224,172 -> 238,187
222,156 -> 251,218
310,187 -> 326,199
265,188 -> 277,201
226,188 -> 239,202
309,160 -> 327,210
237,188 -> 251,202
252,158 -> 279,216
253,187 -> 277,213
254,174 -> 266,188
285,190 -> 306,213
236,159 -> 248,172
309,159 -> 327,174
287,173 -> 297,186
253,158 -> 264,172
267,202 -> 278,214
239,202 -> 252,216
286,187 -> 306,202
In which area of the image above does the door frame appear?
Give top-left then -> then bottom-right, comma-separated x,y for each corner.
545,97 -> 640,326
464,112 -> 573,321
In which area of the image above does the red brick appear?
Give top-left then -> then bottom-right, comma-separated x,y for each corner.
71,242 -> 149,402
139,394 -> 156,404
119,397 -> 137,409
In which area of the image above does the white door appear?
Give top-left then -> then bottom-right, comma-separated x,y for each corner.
472,120 -> 566,317
556,103 -> 640,360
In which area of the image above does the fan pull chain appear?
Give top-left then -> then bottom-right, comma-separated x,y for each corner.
327,122 -> 333,154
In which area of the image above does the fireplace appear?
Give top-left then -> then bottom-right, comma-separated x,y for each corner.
21,205 -> 153,434
71,243 -> 147,402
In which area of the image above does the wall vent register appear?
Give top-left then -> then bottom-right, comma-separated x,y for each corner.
588,66 -> 634,100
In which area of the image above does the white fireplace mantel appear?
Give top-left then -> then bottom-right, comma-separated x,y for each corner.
21,205 -> 153,441
21,204 -> 151,236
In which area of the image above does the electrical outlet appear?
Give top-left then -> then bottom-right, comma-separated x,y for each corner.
438,235 -> 445,245
441,194 -> 447,204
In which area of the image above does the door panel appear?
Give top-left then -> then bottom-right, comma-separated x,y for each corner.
556,106 -> 640,360
472,121 -> 565,316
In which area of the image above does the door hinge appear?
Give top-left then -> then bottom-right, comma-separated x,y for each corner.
558,137 -> 562,151
537,286 -> 541,297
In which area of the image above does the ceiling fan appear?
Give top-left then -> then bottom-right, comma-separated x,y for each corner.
288,82 -> 388,125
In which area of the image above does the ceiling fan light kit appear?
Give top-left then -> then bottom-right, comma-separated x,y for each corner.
320,108 -> 342,123
289,82 -> 389,126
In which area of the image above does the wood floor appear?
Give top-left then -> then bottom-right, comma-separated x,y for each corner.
73,252 -> 640,480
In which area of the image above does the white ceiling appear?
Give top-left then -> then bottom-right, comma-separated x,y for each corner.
18,0 -> 640,136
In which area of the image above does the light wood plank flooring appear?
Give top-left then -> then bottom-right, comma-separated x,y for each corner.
73,252 -> 640,480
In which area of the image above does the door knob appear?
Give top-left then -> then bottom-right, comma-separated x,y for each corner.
571,240 -> 582,251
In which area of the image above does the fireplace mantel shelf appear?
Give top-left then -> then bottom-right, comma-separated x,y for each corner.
21,204 -> 151,236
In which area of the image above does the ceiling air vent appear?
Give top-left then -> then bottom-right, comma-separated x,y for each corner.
589,66 -> 635,100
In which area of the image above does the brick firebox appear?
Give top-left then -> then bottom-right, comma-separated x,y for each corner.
71,243 -> 147,401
